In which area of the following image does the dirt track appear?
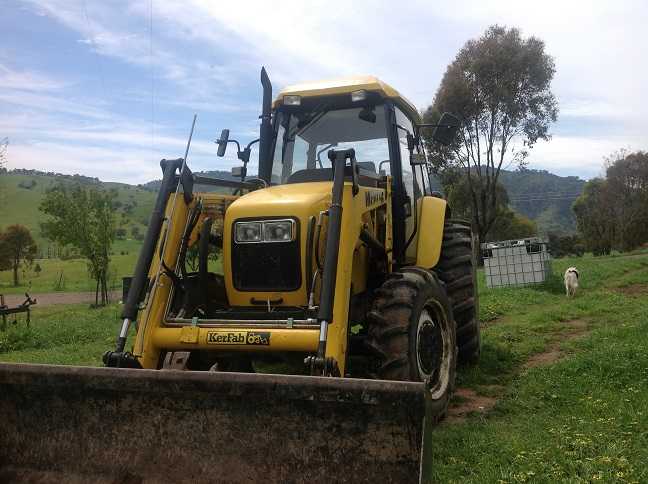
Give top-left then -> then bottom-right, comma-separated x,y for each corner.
1,291 -> 121,308
446,318 -> 592,423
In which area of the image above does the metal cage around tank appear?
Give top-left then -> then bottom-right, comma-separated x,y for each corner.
481,237 -> 552,288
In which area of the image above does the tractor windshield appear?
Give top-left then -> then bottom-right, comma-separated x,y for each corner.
271,104 -> 390,184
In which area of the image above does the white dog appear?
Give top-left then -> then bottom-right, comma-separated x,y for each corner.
564,267 -> 579,297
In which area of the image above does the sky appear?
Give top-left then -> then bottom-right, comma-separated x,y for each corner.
1,0 -> 647,184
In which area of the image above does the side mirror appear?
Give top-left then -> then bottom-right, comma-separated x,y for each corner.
231,166 -> 244,178
432,113 -> 460,146
216,129 -> 230,157
378,160 -> 390,176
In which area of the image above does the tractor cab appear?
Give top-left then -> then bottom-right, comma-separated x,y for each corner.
268,78 -> 427,265
218,75 -> 450,266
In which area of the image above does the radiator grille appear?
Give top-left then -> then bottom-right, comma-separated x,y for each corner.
232,240 -> 301,291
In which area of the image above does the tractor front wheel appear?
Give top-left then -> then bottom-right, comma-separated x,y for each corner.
366,268 -> 457,420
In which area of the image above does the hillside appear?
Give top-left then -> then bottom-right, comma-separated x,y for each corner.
430,168 -> 586,234
499,169 -> 585,234
0,166 -> 585,254
0,170 -> 155,254
146,169 -> 585,235
141,169 -> 237,193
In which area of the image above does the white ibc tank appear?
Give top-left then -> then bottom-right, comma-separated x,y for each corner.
481,238 -> 552,288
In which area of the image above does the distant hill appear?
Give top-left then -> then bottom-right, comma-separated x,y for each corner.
0,166 -> 585,254
499,169 -> 585,234
0,170 -> 155,254
145,167 -> 585,234
429,168 -> 585,234
141,169 -> 238,192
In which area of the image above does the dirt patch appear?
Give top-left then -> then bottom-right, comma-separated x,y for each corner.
1,291 -> 121,308
614,283 -> 648,297
524,319 -> 589,370
447,320 -> 591,424
563,318 -> 589,331
524,346 -> 563,368
446,386 -> 501,423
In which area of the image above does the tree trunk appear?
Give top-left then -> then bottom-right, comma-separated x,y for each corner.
95,279 -> 100,307
101,276 -> 108,306
12,263 -> 19,287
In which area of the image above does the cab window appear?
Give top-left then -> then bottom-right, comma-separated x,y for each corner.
395,107 -> 428,200
271,106 -> 390,185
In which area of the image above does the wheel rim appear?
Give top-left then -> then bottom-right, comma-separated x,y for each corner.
416,305 -> 451,399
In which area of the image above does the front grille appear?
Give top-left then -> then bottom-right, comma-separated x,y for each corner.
232,240 -> 301,291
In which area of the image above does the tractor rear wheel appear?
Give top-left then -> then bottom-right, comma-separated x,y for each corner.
366,268 -> 456,419
437,219 -> 481,364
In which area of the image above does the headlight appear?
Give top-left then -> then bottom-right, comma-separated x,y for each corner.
235,222 -> 262,243
263,220 -> 294,242
351,89 -> 367,102
234,219 -> 296,243
283,95 -> 301,106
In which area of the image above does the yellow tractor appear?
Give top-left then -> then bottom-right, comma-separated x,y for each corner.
0,69 -> 479,483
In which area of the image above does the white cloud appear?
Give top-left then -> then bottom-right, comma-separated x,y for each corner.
10,0 -> 648,183
0,63 -> 68,91
528,135 -> 643,179
6,138 -> 239,184
0,90 -> 111,120
560,100 -> 625,119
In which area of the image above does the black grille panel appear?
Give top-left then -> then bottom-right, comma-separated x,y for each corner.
232,240 -> 301,291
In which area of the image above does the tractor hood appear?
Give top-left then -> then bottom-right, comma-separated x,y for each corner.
222,181 -> 333,306
226,181 -> 332,219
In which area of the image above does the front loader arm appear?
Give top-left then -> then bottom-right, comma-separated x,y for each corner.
104,158 -> 185,368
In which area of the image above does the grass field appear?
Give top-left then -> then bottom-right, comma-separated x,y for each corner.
1,252 -> 647,482
0,171 -> 153,258
0,171 -> 152,294
0,250 -> 139,294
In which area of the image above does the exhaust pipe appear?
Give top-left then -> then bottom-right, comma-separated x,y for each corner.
258,67 -> 273,184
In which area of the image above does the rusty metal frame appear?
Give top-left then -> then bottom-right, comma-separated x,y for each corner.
0,294 -> 36,331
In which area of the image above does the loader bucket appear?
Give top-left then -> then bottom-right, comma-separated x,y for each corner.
0,363 -> 434,483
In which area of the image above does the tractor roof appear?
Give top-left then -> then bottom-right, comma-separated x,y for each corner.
274,75 -> 421,123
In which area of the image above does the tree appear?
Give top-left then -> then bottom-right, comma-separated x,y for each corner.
0,233 -> 11,273
605,150 -> 648,251
0,225 -> 37,286
573,150 -> 648,254
424,25 -> 558,244
437,172 -> 535,241
40,185 -> 116,306
439,170 -> 509,221
547,233 -> 584,258
34,262 -> 42,277
572,178 -> 615,256
486,209 -> 537,242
